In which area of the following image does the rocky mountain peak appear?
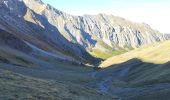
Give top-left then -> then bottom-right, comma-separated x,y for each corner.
0,0 -> 169,61
22,0 -> 46,14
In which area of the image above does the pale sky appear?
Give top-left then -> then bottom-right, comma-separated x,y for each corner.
42,0 -> 170,33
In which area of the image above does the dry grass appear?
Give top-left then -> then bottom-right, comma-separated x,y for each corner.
89,40 -> 127,60
100,40 -> 170,68
95,41 -> 170,100
0,44 -> 118,100
0,69 -> 116,100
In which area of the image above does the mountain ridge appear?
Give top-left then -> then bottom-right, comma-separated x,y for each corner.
0,0 -> 170,100
0,0 -> 99,65
0,0 -> 169,61
21,0 -> 168,59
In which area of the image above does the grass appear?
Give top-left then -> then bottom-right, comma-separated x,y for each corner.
90,49 -> 126,60
0,69 -> 116,100
100,40 -> 170,68
90,40 -> 127,60
95,40 -> 170,100
0,44 -> 118,99
0,46 -> 36,67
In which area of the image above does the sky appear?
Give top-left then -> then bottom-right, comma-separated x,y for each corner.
42,0 -> 170,33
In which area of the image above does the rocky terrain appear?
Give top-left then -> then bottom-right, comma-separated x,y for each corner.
0,0 -> 170,100
164,33 -> 170,39
25,0 -> 167,59
0,0 -> 167,60
0,0 -> 98,65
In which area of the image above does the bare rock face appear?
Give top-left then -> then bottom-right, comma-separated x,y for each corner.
0,0 -> 98,65
29,3 -> 167,50
164,34 -> 170,40
0,0 -> 169,64
47,12 -> 167,49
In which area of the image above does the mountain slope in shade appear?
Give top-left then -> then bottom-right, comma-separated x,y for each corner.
94,59 -> 170,100
11,0 -> 167,59
0,69 -> 118,100
0,28 -> 118,99
0,0 -> 170,100
0,0 -> 99,64
92,41 -> 170,100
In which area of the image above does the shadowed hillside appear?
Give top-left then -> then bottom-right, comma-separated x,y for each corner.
0,26 -> 114,99
0,69 -> 118,100
94,40 -> 170,100
93,58 -> 170,100
0,0 -> 170,100
0,0 -> 100,65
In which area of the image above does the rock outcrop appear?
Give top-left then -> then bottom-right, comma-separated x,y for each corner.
0,0 -> 98,64
22,0 -> 168,55
0,0 -> 169,63
22,0 -> 167,49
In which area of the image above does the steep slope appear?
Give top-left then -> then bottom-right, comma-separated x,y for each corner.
0,0 -> 98,65
165,33 -> 170,39
53,13 -> 166,48
0,28 -> 117,100
15,0 -> 167,59
0,1 -> 111,97
95,59 -> 170,100
0,0 -> 168,61
91,40 -> 170,100
100,40 -> 170,68
0,0 -> 170,100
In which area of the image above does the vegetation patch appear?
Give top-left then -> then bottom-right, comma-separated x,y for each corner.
90,40 -> 127,60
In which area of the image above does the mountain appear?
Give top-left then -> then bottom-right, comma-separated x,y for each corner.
100,40 -> 170,68
0,0 -> 100,65
0,1 -> 113,99
0,6 -> 115,100
23,0 -> 167,59
0,0 -> 167,60
0,0 -> 170,100
164,33 -> 170,39
93,40 -> 170,100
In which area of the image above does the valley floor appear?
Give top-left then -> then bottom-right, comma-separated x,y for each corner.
0,63 -> 117,100
1,41 -> 170,100
1,60 -> 170,100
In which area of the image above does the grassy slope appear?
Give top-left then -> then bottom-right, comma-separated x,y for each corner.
0,69 -> 116,100
104,58 -> 170,100
100,40 -> 170,68
96,40 -> 170,100
0,45 -> 117,100
90,40 -> 127,60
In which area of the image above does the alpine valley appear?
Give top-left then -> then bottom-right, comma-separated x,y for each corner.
0,0 -> 170,100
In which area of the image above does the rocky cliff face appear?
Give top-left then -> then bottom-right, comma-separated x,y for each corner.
46,12 -> 167,49
0,0 -> 168,63
164,34 -> 170,40
22,0 -> 168,55
0,0 -> 98,64
23,1 -> 166,49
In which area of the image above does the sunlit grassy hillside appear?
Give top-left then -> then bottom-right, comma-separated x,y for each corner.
100,40 -> 170,68
89,40 -> 127,60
